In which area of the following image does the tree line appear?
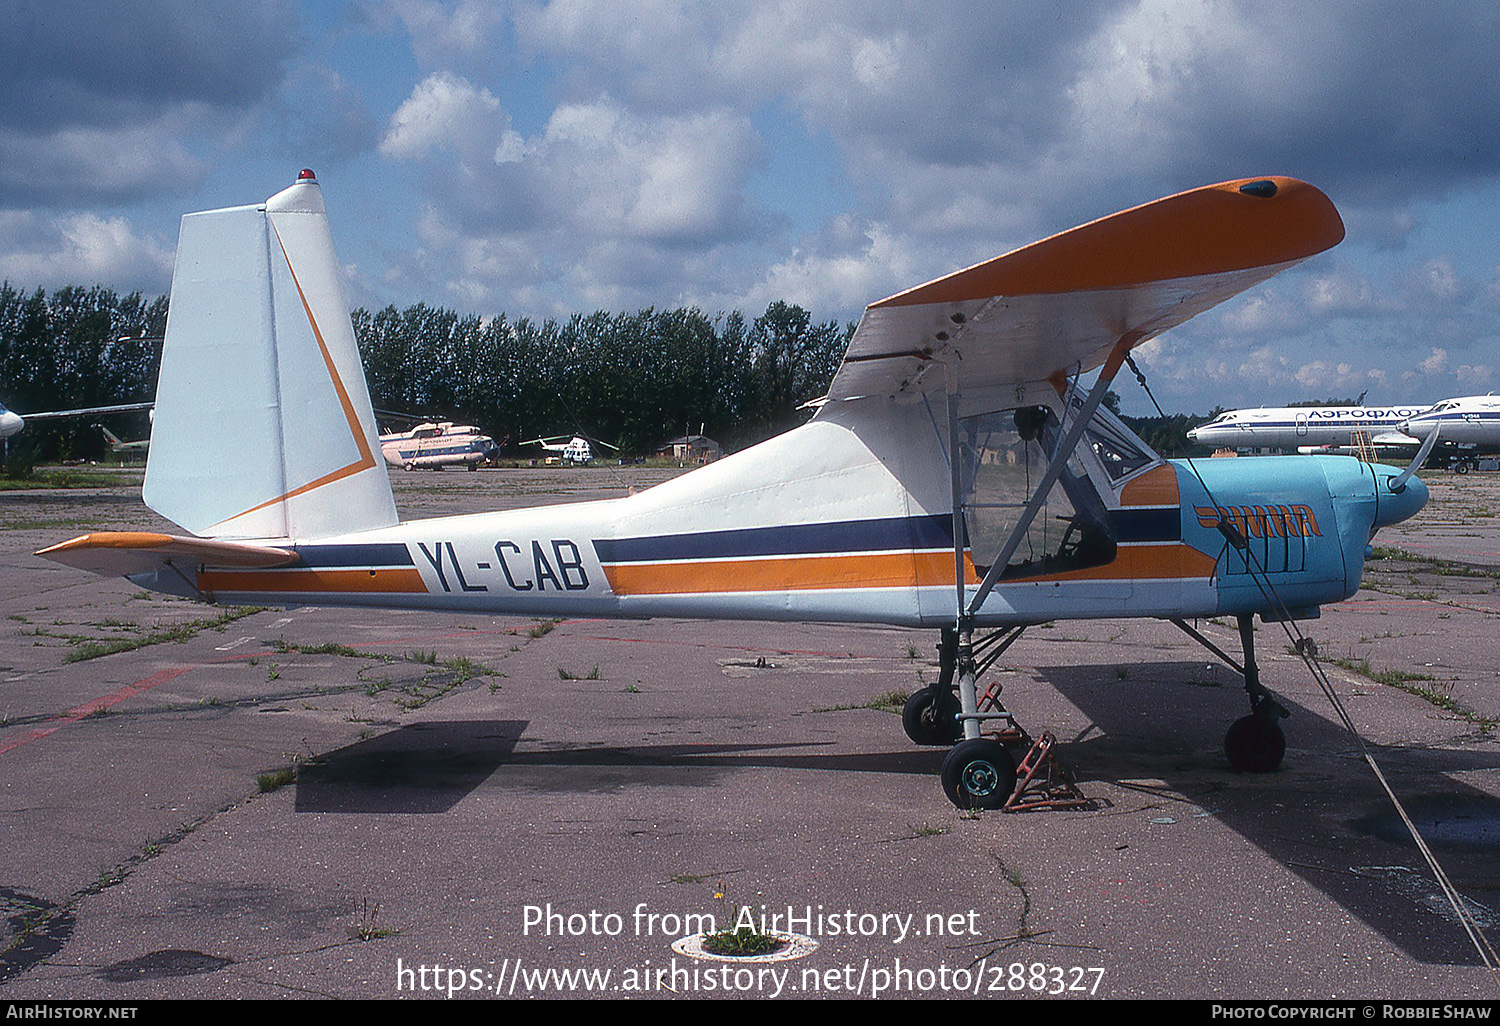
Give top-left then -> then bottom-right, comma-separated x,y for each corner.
354,299 -> 850,455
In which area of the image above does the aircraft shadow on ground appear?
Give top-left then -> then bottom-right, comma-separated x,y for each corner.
1031,659 -> 1500,967
293,718 -> 944,813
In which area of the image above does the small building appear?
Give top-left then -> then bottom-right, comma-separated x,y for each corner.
656,434 -> 722,465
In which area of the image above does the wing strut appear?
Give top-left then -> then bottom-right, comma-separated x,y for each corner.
964,334 -> 1138,616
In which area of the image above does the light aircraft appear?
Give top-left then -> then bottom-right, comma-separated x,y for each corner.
0,400 -> 20,439
524,434 -> 617,465
1186,403 -> 1429,452
379,421 -> 500,471
38,170 -> 1432,809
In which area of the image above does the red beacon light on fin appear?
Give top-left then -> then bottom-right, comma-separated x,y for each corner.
297,168 -> 317,182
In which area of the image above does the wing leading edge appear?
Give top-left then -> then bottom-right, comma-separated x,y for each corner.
824,177 -> 1344,417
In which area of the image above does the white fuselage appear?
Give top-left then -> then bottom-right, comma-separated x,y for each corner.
1187,405 -> 1428,450
1400,395 -> 1500,447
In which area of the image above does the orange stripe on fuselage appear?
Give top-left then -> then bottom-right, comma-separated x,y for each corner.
603,551 -> 979,596
198,567 -> 427,595
601,542 -> 1215,596
1002,543 -> 1216,584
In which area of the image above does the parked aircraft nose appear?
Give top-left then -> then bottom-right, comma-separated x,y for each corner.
1371,463 -> 1428,528
1399,417 -> 1433,439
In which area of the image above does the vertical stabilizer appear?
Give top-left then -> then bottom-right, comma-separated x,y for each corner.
143,171 -> 397,541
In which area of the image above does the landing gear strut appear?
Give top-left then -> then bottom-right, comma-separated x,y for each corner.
901,628 -> 962,746
1224,613 -> 1288,772
923,624 -> 1035,809
1173,613 -> 1289,773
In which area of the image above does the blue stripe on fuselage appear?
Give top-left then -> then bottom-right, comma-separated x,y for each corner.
291,543 -> 415,568
593,508 -> 1182,566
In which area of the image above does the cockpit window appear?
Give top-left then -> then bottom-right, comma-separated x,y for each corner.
955,404 -> 1117,580
1085,415 -> 1156,482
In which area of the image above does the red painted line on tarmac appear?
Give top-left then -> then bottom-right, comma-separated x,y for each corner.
0,665 -> 193,757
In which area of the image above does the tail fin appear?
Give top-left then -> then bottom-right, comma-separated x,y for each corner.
143,170 -> 396,541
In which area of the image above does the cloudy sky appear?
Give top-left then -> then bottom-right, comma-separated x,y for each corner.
4,0 -> 1500,414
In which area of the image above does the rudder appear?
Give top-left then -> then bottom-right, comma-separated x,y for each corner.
143,171 -> 396,541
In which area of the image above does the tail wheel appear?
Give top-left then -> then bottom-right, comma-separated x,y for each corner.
941,738 -> 1017,810
1224,714 -> 1285,773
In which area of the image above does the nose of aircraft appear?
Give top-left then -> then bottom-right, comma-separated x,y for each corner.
1371,463 -> 1429,528
1399,416 -> 1434,439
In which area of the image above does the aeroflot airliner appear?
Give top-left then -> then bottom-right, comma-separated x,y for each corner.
1186,404 -> 1430,451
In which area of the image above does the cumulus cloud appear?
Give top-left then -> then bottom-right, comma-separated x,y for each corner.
404,0 -> 1500,334
387,0 -> 509,63
1304,267 -> 1385,317
0,124 -> 207,206
0,1 -> 298,206
720,214 -> 922,315
379,74 -> 776,308
380,72 -> 506,161
1457,364 -> 1493,386
1406,257 -> 1473,308
0,210 -> 173,293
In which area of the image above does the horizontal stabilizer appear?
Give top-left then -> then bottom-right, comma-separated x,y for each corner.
38,532 -> 297,578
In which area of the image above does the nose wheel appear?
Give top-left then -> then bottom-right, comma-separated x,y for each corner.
941,738 -> 1017,810
1225,712 -> 1286,773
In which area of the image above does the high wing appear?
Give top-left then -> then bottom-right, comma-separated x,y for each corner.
823,177 -> 1344,418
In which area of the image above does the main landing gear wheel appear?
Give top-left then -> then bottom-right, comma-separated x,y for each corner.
941,738 -> 1017,810
902,687 -> 963,746
1224,714 -> 1285,773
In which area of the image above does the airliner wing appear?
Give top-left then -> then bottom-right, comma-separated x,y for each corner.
823,177 -> 1344,417
18,401 -> 154,420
